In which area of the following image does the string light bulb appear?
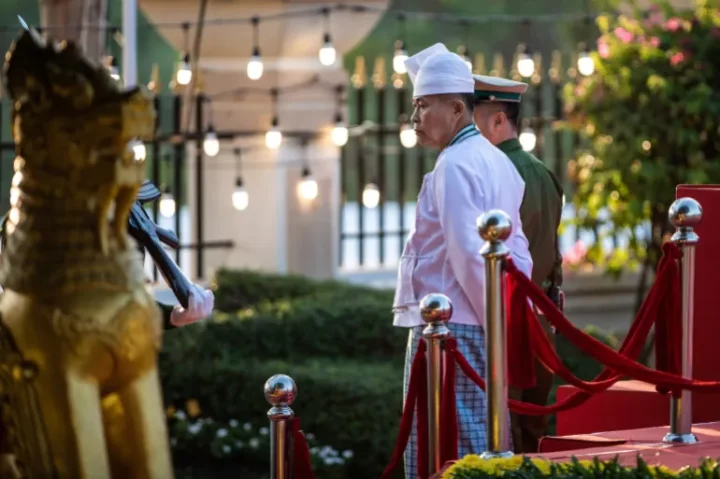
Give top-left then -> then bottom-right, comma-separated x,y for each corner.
457,45 -> 472,71
331,113 -> 348,147
399,123 -> 417,149
362,183 -> 380,209
232,177 -> 249,211
577,43 -> 595,76
129,139 -> 146,161
177,23 -> 192,86
203,125 -> 220,157
319,33 -> 336,66
393,40 -> 409,74
176,53 -> 192,85
247,47 -> 264,80
105,55 -> 120,82
517,44 -> 535,78
519,126 -> 537,151
297,167 -> 318,201
319,9 -> 336,66
265,118 -> 282,149
159,187 -> 176,218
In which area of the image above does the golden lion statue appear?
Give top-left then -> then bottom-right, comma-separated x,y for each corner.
0,28 -> 173,478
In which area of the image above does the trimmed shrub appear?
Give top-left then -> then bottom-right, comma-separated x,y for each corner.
213,268 -> 384,312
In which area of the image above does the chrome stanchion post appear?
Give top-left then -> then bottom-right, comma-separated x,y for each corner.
663,197 -> 702,444
420,293 -> 453,474
478,209 -> 514,458
265,374 -> 298,479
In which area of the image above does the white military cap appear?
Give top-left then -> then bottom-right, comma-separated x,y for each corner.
473,74 -> 528,103
404,43 -> 474,97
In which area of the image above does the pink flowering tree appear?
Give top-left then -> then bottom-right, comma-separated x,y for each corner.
564,0 -> 720,292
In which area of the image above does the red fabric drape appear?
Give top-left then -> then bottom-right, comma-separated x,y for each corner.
441,339 -> 459,463
654,249 -> 682,397
381,340 -> 428,479
292,418 -> 315,479
505,246 -> 720,392
505,273 -> 536,389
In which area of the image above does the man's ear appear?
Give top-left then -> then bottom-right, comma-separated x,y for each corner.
453,97 -> 466,117
494,110 -> 505,127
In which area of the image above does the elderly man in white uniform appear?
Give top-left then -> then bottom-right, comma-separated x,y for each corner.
392,43 -> 532,477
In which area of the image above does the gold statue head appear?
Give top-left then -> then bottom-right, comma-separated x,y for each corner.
3,29 -> 155,174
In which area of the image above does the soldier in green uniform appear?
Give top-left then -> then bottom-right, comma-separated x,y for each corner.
472,75 -> 564,454
0,206 -> 213,331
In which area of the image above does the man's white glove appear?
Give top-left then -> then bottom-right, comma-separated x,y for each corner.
169,283 -> 215,327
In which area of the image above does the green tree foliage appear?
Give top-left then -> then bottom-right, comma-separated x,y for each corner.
563,0 -> 720,275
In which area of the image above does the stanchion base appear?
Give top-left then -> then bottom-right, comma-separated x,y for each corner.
662,432 -> 699,445
480,451 -> 514,460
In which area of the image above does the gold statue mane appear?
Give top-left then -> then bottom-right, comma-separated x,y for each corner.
0,28 -> 154,298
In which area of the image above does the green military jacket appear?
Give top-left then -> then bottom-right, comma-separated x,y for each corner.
497,138 -> 564,290
0,212 -> 177,329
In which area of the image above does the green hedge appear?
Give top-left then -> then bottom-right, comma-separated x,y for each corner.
161,268 -> 622,479
213,268 -> 385,312
167,290 -> 404,362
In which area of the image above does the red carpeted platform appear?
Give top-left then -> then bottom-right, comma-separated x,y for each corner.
536,422 -> 720,470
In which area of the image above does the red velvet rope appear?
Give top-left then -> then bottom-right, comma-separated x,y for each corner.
417,348 -> 429,479
441,339 -> 459,463
506,244 -> 720,392
451,242 -> 686,415
381,340 -> 428,479
292,418 -> 316,479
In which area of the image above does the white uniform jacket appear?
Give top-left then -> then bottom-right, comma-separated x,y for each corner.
392,125 -> 533,328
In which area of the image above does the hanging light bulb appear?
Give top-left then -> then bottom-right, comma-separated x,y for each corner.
519,127 -> 537,151
176,53 -> 192,85
247,47 -> 264,81
319,33 -> 336,66
457,45 -> 472,71
159,188 -> 176,218
393,40 -> 409,74
232,177 -> 249,211
129,139 -> 146,161
362,183 -> 380,209
577,43 -> 595,76
266,118 -> 282,149
297,167 -> 318,201
105,55 -> 120,82
203,125 -> 220,157
331,113 -> 348,147
517,45 -> 535,78
399,123 -> 417,149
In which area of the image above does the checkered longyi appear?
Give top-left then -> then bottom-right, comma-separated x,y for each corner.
402,323 -> 512,479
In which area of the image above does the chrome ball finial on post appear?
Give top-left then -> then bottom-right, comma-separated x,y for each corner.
264,374 -> 297,410
420,293 -> 453,326
265,374 -> 297,479
478,210 -> 513,258
478,210 -> 513,243
668,198 -> 703,245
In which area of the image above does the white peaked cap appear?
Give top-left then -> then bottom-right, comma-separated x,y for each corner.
404,42 -> 474,97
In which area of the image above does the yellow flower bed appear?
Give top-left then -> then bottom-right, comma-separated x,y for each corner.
441,454 -> 712,478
